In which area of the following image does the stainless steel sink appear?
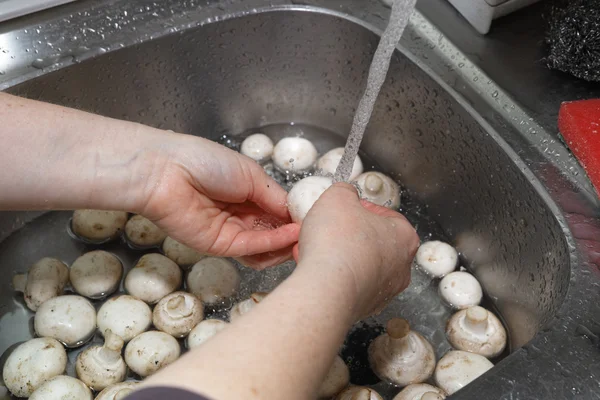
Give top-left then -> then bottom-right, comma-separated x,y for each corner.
0,0 -> 599,399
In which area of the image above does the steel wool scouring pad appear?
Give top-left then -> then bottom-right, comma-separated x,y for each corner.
545,0 -> 600,82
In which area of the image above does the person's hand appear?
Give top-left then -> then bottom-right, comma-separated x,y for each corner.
135,131 -> 300,270
294,183 -> 419,319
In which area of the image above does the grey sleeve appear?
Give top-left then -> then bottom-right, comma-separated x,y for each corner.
125,387 -> 213,400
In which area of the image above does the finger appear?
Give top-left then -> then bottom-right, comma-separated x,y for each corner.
217,222 -> 300,257
360,199 -> 408,220
292,243 -> 299,262
247,165 -> 292,222
236,245 -> 295,270
314,182 -> 361,209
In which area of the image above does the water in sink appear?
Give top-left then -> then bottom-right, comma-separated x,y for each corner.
0,123 -> 508,400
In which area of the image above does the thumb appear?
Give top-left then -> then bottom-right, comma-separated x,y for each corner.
316,182 -> 362,208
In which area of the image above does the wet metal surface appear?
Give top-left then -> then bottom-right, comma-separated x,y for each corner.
0,0 -> 599,398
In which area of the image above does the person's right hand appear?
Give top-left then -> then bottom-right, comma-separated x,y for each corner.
295,183 -> 419,319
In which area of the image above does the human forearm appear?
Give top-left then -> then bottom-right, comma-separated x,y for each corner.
0,93 -> 162,211
144,259 -> 358,400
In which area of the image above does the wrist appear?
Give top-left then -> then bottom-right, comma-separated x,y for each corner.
293,257 -> 362,324
82,121 -> 170,214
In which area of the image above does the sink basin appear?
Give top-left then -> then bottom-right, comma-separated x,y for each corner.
0,1 -> 598,399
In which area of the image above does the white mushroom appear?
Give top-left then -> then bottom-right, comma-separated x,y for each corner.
355,172 -> 400,209
153,291 -> 204,338
287,176 -> 333,223
34,295 -> 96,347
335,386 -> 384,400
434,350 -> 493,395
124,331 -> 181,377
186,257 -> 240,305
415,241 -> 458,278
70,250 -> 123,299
229,292 -> 268,322
446,306 -> 506,358
162,236 -> 204,267
241,133 -> 274,163
76,329 -> 127,391
125,253 -> 182,304
439,272 -> 483,310
368,318 -> 436,387
393,384 -> 446,400
125,215 -> 167,248
318,355 -> 350,399
97,295 -> 152,342
187,319 -> 229,348
13,257 -> 69,311
95,382 -> 141,400
272,137 -> 318,173
2,337 -> 67,398
71,210 -> 128,242
29,376 -> 92,400
317,147 -> 364,180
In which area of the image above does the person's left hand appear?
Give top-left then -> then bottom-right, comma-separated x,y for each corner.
134,131 -> 299,270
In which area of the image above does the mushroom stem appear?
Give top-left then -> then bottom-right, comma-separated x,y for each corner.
386,318 -> 414,356
464,306 -> 489,336
364,174 -> 384,195
12,274 -> 27,292
114,388 -> 133,400
387,318 -> 410,339
166,295 -> 193,318
104,330 -> 125,352
250,292 -> 268,303
350,388 -> 374,400
422,393 -> 444,400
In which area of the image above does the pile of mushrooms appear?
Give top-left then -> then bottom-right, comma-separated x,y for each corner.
1,133 -> 511,399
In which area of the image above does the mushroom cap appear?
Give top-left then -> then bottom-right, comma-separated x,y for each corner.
187,319 -> 229,348
317,147 -> 364,180
318,356 -> 350,399
162,236 -> 204,267
2,337 -> 67,397
335,386 -> 384,400
97,295 -> 152,342
186,257 -> 240,304
415,241 -> 458,278
72,210 -> 128,242
125,253 -> 182,304
392,383 -> 446,400
368,319 -> 436,387
153,291 -> 204,338
439,272 -> 483,310
70,250 -> 123,299
95,382 -> 141,400
272,137 -> 318,172
355,172 -> 400,209
229,292 -> 268,322
29,376 -> 92,400
34,295 -> 96,347
19,257 -> 69,311
434,350 -> 493,395
125,215 -> 167,248
446,306 -> 507,358
124,331 -> 181,377
241,133 -> 274,163
287,176 -> 333,223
